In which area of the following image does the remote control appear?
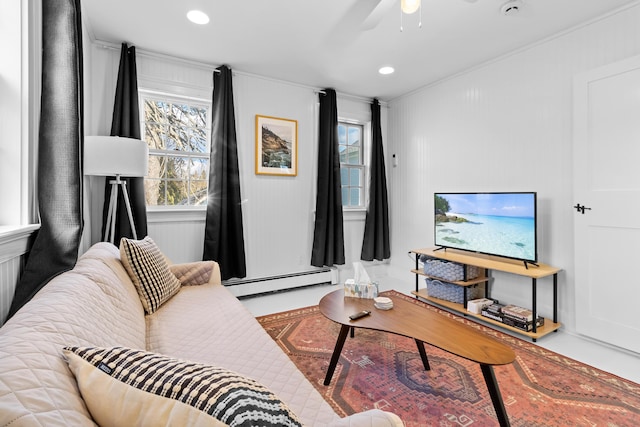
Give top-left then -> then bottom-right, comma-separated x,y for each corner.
349,310 -> 371,320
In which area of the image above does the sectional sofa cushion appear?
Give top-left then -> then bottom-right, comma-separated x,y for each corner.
64,346 -> 303,427
120,236 -> 182,314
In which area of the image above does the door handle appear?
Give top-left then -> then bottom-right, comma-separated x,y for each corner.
574,203 -> 591,214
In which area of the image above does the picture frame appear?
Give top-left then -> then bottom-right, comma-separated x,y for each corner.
255,115 -> 298,176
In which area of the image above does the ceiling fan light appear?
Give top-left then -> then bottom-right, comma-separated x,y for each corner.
401,0 -> 421,14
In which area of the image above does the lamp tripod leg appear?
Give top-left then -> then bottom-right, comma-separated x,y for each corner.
110,182 -> 119,244
120,180 -> 138,240
105,182 -> 118,244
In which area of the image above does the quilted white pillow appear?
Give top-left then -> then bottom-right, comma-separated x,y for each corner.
63,346 -> 303,427
120,236 -> 181,314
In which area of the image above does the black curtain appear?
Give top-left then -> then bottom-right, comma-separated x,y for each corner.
311,89 -> 345,267
8,0 -> 84,318
101,43 -> 147,242
361,99 -> 390,261
203,65 -> 246,280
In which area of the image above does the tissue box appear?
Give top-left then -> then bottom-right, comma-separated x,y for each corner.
344,279 -> 378,299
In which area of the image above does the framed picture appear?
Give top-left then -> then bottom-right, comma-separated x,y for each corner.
255,115 -> 298,176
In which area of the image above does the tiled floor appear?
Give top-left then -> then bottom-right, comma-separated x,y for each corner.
240,279 -> 640,385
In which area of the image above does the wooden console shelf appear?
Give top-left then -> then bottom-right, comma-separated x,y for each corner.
411,248 -> 562,341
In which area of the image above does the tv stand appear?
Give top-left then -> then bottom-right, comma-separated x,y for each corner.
410,248 -> 561,341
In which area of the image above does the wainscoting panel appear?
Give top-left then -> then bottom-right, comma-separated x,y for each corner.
0,225 -> 39,325
0,257 -> 23,325
146,211 -> 206,264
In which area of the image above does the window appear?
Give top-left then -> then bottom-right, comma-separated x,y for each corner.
338,121 -> 365,208
140,91 -> 211,208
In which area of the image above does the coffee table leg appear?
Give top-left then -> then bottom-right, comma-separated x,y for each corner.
414,339 -> 431,370
480,364 -> 511,427
324,324 -> 351,386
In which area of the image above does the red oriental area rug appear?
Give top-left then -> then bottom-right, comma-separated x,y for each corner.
256,290 -> 640,427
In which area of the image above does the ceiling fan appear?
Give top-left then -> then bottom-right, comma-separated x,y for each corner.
359,0 -> 479,32
327,0 -> 479,50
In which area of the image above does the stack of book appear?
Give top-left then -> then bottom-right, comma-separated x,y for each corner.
480,303 -> 545,332
481,303 -> 505,322
501,304 -> 544,332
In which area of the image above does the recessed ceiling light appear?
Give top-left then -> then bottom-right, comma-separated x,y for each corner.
187,10 -> 210,25
379,66 -> 395,75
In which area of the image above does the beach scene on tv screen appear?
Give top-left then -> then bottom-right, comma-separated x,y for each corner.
435,193 -> 536,261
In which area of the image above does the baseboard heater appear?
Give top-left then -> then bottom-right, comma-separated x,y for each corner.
224,267 -> 336,298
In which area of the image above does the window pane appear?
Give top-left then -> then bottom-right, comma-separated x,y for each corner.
348,146 -> 360,165
144,100 -> 166,124
165,125 -> 183,150
350,188 -> 360,206
157,101 -> 170,120
147,155 -> 166,179
342,188 -> 349,206
189,180 -> 208,205
145,123 -> 166,150
348,126 -> 361,146
189,128 -> 208,153
174,103 -> 189,124
144,179 -> 165,206
191,106 -> 207,129
340,168 -> 348,186
338,124 -> 346,145
175,127 -> 190,151
339,145 -> 348,163
190,158 -> 208,180
350,168 -> 360,186
166,179 -> 188,206
167,157 -> 190,180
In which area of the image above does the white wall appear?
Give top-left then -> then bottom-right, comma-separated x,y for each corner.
386,3 -> 640,333
85,44 -> 387,285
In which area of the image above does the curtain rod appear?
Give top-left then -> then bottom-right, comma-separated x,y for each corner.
95,41 -> 220,72
95,40 -> 384,104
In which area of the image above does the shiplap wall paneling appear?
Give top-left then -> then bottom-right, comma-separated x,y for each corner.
386,3 -> 640,333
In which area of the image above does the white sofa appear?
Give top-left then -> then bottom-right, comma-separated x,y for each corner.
0,242 -> 402,426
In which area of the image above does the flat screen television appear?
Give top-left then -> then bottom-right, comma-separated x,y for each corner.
434,192 -> 537,264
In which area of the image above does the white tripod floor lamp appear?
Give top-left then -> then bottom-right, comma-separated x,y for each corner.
84,136 -> 149,244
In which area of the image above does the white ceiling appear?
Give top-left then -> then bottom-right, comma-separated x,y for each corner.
81,0 -> 637,101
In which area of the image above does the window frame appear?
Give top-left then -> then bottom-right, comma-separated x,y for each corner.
138,89 -> 212,211
338,119 -> 369,211
1,0 -> 40,226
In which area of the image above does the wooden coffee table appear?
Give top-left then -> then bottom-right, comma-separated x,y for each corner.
319,290 -> 516,427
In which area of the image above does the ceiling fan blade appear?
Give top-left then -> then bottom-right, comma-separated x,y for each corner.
339,0 -> 384,30
361,0 -> 397,31
326,0 -> 384,48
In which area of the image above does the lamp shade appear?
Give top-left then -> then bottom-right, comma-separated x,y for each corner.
84,136 -> 149,177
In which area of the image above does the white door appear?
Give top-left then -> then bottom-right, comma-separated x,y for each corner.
573,55 -> 640,353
